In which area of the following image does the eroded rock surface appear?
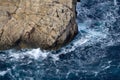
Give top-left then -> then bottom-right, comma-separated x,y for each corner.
0,0 -> 78,50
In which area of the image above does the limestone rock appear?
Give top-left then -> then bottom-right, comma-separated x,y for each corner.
0,0 -> 78,50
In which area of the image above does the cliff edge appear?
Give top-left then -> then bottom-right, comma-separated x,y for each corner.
0,0 -> 78,50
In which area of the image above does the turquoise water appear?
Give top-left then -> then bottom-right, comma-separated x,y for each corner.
0,0 -> 120,80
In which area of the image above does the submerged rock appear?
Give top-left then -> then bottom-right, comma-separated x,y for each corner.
0,0 -> 78,50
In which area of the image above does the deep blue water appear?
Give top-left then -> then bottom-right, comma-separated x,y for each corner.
0,0 -> 120,80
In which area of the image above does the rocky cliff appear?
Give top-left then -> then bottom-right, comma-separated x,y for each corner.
0,0 -> 78,50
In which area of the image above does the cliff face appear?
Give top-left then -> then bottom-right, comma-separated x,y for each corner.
0,0 -> 78,50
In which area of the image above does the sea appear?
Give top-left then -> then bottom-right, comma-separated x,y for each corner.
0,0 -> 120,80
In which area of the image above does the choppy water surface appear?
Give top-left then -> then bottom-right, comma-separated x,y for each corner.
0,0 -> 120,80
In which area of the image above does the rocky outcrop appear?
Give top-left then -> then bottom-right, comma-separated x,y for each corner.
0,0 -> 78,50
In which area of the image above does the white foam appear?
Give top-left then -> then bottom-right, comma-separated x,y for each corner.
55,38 -> 90,56
94,71 -> 99,76
50,54 -> 59,61
74,38 -> 90,47
9,53 -> 20,59
0,71 -> 7,76
8,48 -> 49,60
78,19 -> 92,32
114,0 -> 117,6
25,48 -> 49,60
104,66 -> 110,70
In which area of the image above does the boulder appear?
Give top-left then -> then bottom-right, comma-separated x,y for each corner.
0,0 -> 78,50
